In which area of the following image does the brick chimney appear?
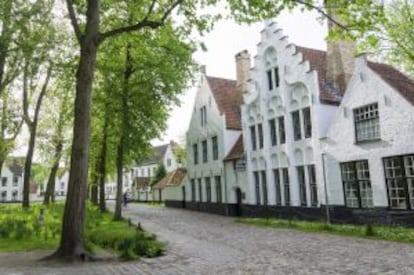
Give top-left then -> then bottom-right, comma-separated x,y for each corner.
235,50 -> 251,95
325,1 -> 356,94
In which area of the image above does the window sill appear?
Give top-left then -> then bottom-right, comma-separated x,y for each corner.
354,138 -> 382,145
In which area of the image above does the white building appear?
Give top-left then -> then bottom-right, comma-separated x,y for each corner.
177,68 -> 247,215
241,22 -> 342,212
123,141 -> 181,201
54,169 -> 69,197
322,55 -> 414,224
0,160 -> 23,202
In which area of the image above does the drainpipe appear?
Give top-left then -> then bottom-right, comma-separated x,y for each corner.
321,153 -> 331,224
222,167 -> 229,216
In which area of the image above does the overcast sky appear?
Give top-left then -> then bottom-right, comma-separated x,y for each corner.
154,8 -> 328,146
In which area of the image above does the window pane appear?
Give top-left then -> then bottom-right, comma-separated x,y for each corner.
193,144 -> 198,165
354,103 -> 380,142
297,166 -> 307,206
198,178 -> 203,202
258,123 -> 264,149
254,171 -> 260,205
292,111 -> 301,141
250,126 -> 257,151
202,140 -> 208,163
267,70 -> 273,91
269,119 -> 277,146
387,179 -> 407,209
303,107 -> 312,138
205,177 -> 211,202
273,169 -> 281,206
212,136 -> 218,160
308,165 -> 318,206
278,117 -> 286,144
261,171 -> 268,206
282,168 -> 290,206
215,176 -> 222,204
274,67 -> 280,87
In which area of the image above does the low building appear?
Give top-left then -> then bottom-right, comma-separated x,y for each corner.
152,168 -> 187,203
0,159 -> 23,202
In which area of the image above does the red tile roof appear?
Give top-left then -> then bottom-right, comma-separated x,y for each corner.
224,135 -> 244,161
206,76 -> 242,130
367,62 -> 414,106
133,177 -> 151,189
294,45 -> 414,106
295,46 -> 342,105
152,168 -> 186,190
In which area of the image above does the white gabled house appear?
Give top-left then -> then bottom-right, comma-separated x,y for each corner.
54,169 -> 69,197
175,67 -> 248,215
322,55 -> 414,223
0,160 -> 23,202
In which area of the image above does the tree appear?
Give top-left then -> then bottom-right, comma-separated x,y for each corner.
55,0 -> 385,261
359,0 -> 414,76
152,163 -> 167,185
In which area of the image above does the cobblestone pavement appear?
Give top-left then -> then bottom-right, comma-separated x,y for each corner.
2,203 -> 414,274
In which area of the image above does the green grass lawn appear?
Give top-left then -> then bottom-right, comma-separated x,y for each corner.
237,218 -> 414,243
0,203 -> 164,259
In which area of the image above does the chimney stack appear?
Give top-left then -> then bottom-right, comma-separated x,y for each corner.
325,1 -> 356,94
235,50 -> 251,95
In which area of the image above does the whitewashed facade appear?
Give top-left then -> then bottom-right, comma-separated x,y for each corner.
0,161 -> 23,202
54,170 -> 69,197
323,55 -> 414,210
241,22 -> 340,208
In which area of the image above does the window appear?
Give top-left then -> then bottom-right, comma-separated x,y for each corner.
205,177 -> 211,202
191,179 -> 196,202
202,140 -> 208,163
193,144 -> 198,165
261,171 -> 268,205
148,167 -> 151,177
292,111 -> 301,141
273,169 -> 282,206
198,178 -> 203,202
258,123 -> 264,149
12,190 -> 17,200
274,67 -> 280,88
340,160 -> 373,208
308,165 -> 318,206
166,158 -> 171,167
215,176 -> 222,203
303,107 -> 312,138
278,116 -> 286,144
1,191 -> 6,202
250,125 -> 257,151
266,67 -> 280,91
354,103 -> 380,143
384,155 -> 414,209
297,166 -> 307,206
60,182 -> 65,190
282,168 -> 290,206
1,177 -> 7,187
200,105 -> 207,126
212,136 -> 218,160
254,171 -> 260,205
267,70 -> 273,91
269,119 -> 277,146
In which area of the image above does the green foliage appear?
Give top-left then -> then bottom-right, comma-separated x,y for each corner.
237,218 -> 414,243
151,163 -> 167,185
0,203 -> 164,259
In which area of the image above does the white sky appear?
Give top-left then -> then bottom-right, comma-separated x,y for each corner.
154,8 -> 328,146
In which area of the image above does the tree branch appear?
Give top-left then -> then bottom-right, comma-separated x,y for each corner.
292,0 -> 347,30
99,0 -> 183,43
66,0 -> 83,43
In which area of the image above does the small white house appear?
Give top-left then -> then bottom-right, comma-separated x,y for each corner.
153,168 -> 187,203
0,160 -> 23,202
54,169 -> 69,198
322,55 -> 414,221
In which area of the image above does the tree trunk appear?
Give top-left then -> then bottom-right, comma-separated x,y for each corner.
0,158 -> 5,178
43,142 -> 63,205
113,141 -> 123,221
113,44 -> 132,221
98,107 -> 109,212
0,0 -> 12,97
51,0 -> 100,261
22,64 -> 52,209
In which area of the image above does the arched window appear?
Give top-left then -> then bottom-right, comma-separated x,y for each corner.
264,47 -> 280,91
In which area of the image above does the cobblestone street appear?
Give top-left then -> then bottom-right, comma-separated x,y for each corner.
2,203 -> 414,274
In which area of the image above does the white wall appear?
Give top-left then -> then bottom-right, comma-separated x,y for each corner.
0,165 -> 23,202
323,56 -> 414,207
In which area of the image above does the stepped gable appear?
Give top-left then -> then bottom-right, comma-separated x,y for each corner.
224,135 -> 244,161
206,76 -> 242,130
367,62 -> 414,106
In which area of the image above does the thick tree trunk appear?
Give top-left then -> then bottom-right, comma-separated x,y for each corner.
90,180 -> 98,205
0,0 -> 12,97
51,0 -> 100,261
98,108 -> 109,212
43,142 -> 63,205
